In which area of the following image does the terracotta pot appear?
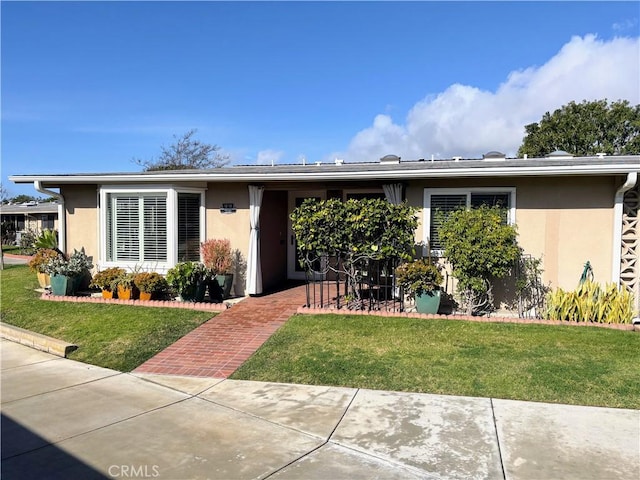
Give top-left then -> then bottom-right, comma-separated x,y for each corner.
139,291 -> 152,301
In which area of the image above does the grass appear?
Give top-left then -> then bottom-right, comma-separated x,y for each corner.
0,264 -> 213,372
232,313 -> 640,409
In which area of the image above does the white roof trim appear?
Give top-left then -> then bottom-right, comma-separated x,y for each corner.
9,160 -> 640,185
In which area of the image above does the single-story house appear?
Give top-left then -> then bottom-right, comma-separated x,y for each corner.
0,201 -> 60,244
10,151 -> 640,311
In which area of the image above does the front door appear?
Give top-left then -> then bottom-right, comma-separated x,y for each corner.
288,190 -> 325,280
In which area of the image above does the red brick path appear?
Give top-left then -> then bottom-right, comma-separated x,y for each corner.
133,284 -> 308,378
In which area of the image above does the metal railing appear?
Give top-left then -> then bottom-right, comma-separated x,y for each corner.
303,257 -> 405,312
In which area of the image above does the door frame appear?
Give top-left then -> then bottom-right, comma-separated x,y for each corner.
287,190 -> 326,280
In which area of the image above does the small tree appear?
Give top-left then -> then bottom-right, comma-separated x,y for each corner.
134,129 -> 230,171
291,198 -> 418,307
438,205 -> 520,315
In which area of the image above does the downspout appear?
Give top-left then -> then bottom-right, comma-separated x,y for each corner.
34,181 -> 65,254
612,171 -> 637,286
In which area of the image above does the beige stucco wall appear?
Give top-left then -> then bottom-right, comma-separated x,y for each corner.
204,182 -> 251,260
61,185 -> 99,261
515,176 -> 615,290
406,175 -> 618,291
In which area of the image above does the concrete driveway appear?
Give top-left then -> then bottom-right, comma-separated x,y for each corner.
1,339 -> 638,480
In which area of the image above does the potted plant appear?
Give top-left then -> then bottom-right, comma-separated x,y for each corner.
201,238 -> 234,300
166,261 -> 208,302
113,272 -> 138,300
90,267 -> 126,299
28,248 -> 61,288
44,248 -> 94,296
395,258 -> 444,314
134,272 -> 168,300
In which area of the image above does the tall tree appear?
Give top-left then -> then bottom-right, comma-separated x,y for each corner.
134,129 -> 230,171
517,99 -> 640,157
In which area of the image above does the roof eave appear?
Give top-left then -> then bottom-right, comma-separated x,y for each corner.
9,163 -> 640,186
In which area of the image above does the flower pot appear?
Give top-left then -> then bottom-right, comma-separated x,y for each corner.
102,289 -> 115,299
37,272 -> 51,288
50,274 -> 76,296
215,274 -> 234,299
180,281 -> 207,302
117,285 -> 136,300
415,290 -> 441,314
139,291 -> 152,301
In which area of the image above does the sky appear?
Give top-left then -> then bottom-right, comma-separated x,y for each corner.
2,1 -> 639,197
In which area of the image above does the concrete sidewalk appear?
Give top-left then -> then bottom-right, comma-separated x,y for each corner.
1,339 -> 638,480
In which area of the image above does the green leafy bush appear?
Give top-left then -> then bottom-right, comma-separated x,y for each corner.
438,205 -> 520,316
544,281 -> 635,324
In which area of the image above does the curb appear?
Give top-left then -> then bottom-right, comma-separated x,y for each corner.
0,322 -> 78,357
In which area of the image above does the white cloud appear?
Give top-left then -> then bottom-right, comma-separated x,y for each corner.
338,34 -> 640,161
256,149 -> 284,165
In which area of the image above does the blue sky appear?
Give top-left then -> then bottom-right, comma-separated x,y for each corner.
2,1 -> 639,197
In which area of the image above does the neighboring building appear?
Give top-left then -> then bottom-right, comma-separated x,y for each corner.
0,201 -> 60,244
9,152 -> 640,311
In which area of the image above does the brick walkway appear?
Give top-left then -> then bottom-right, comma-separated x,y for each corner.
134,284 -> 308,378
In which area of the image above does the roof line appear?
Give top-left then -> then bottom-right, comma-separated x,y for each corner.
9,162 -> 640,185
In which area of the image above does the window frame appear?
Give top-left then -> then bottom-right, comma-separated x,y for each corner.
98,186 -> 205,273
423,187 -> 516,255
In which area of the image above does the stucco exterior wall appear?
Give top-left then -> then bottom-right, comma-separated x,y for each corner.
406,175 -> 617,291
515,176 -> 615,290
205,183 -> 251,260
61,184 -> 98,261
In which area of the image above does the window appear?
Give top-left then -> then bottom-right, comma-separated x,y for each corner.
101,188 -> 204,270
177,193 -> 201,261
424,188 -> 515,251
41,214 -> 55,230
106,193 -> 168,262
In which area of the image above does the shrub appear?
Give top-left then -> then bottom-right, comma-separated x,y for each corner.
201,239 -> 233,275
29,248 -> 61,273
43,248 -> 93,277
438,205 -> 520,315
134,272 -> 168,294
90,267 -> 126,291
544,281 -> 635,324
19,229 -> 37,255
166,262 -> 209,299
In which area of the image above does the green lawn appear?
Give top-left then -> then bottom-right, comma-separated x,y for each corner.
232,313 -> 640,409
0,264 -> 213,371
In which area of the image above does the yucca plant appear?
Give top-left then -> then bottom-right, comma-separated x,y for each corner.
544,281 -> 635,324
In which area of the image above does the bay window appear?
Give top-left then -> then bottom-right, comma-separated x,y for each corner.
100,187 -> 204,271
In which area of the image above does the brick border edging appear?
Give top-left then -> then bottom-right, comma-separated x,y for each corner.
40,292 -> 230,312
296,306 -> 638,331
